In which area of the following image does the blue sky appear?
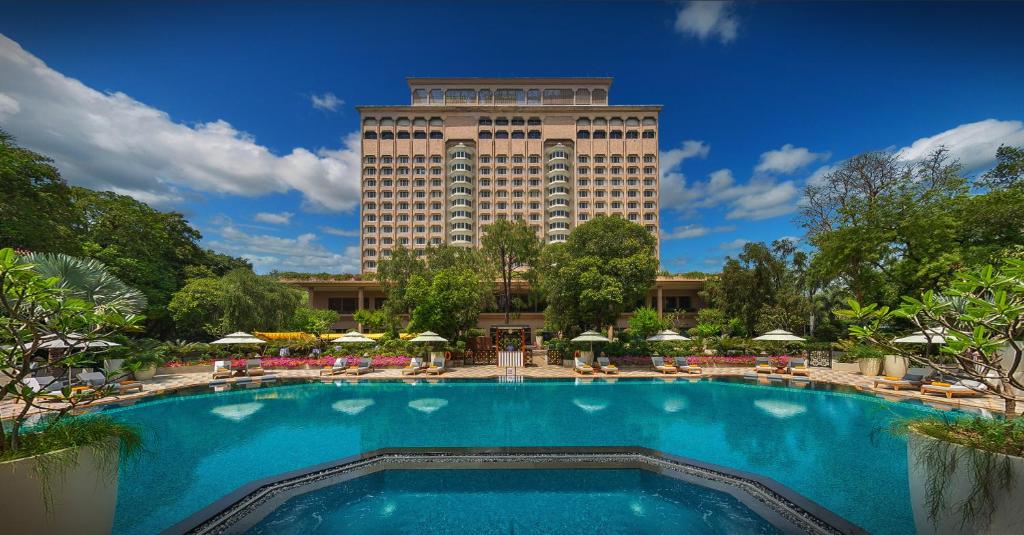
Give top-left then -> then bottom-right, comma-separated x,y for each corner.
1,1 -> 1022,274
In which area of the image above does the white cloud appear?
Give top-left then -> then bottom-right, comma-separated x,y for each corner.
669,167 -> 801,221
207,221 -> 360,274
0,91 -> 19,118
659,140 -> 710,208
319,225 -> 360,237
311,92 -> 343,112
719,238 -> 749,250
661,223 -> 736,240
674,1 -> 739,44
897,119 -> 1024,173
0,35 -> 362,212
254,212 -> 293,225
755,144 -> 830,174
805,164 -> 837,187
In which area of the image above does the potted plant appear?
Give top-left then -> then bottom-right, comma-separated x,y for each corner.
123,339 -> 169,381
843,342 -> 884,376
0,248 -> 144,533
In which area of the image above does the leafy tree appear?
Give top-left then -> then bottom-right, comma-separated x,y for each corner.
291,305 -> 340,337
712,241 -> 811,336
374,246 -> 427,332
23,252 -> 147,315
627,306 -> 666,340
406,267 -> 492,340
0,131 -> 82,254
353,308 -> 390,333
481,219 -> 541,324
167,269 -> 302,339
978,144 -> 1024,190
538,216 -> 658,333
167,277 -> 226,340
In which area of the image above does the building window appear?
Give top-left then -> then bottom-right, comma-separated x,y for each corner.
364,131 -> 378,139
527,130 -> 541,139
412,89 -> 428,104
381,131 -> 394,140
577,130 -> 590,139
642,130 -> 656,139
429,131 -> 443,139
625,131 -> 639,139
397,131 -> 410,139
479,89 -> 493,104
444,89 -> 476,105
527,117 -> 542,125
429,89 -> 444,103
511,130 -> 525,139
609,130 -> 623,139
327,297 -> 358,314
575,88 -> 591,104
527,89 -> 541,104
592,89 -> 608,104
479,117 -> 493,125
495,130 -> 509,139
413,131 -> 426,139
494,88 -> 524,105
543,88 -> 574,105
479,131 -> 493,139
593,130 -> 607,139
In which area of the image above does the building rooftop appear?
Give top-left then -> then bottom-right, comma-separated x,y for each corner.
407,77 -> 613,87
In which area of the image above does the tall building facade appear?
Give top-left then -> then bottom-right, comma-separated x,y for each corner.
358,77 -> 661,272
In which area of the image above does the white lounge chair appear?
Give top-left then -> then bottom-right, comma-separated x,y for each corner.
673,356 -> 702,375
921,379 -> 989,399
874,369 -> 929,391
574,357 -> 594,375
786,357 -> 810,376
77,370 -> 107,387
402,357 -> 427,375
245,358 -> 265,377
346,357 -> 376,375
212,360 -> 233,379
651,356 -> 678,374
754,357 -> 773,374
320,357 -> 347,376
426,355 -> 447,375
595,357 -> 618,374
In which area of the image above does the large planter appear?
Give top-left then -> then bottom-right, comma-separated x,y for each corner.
0,444 -> 120,534
908,432 -> 1024,534
883,354 -> 909,378
133,364 -> 157,381
857,357 -> 881,376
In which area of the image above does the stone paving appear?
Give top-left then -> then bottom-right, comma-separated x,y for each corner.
2,364 -> 1015,419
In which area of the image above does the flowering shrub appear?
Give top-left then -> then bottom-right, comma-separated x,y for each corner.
604,354 -> 793,367
161,355 -> 414,369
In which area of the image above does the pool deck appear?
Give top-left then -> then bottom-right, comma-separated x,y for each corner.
2,364 -> 1016,419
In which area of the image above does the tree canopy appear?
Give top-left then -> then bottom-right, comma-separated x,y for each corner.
481,218 -> 541,324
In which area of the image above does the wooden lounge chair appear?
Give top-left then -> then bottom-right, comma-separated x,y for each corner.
787,357 -> 810,377
212,360 -> 233,379
921,379 -> 989,399
320,357 -> 347,376
595,356 -> 618,374
574,357 -> 594,374
245,358 -> 265,377
25,377 -> 94,402
651,356 -> 678,374
874,370 -> 928,391
673,356 -> 702,375
425,355 -> 447,375
115,380 -> 144,394
402,357 -> 427,375
754,357 -> 773,374
347,357 -> 375,375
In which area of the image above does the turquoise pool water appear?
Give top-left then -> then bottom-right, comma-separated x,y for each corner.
103,378 -> 942,534
250,469 -> 781,534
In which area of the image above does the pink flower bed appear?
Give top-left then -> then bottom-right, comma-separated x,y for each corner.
606,355 -> 793,367
161,355 -> 414,369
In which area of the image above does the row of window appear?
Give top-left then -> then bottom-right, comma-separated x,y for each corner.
364,155 -> 442,164
477,130 -> 542,140
477,117 -> 543,126
362,200 -> 658,212
364,131 -> 443,140
360,153 -> 657,165
411,87 -> 608,106
363,117 -> 444,126
576,130 -> 656,139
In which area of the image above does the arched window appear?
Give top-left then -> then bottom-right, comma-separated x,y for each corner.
511,130 -> 525,139
479,89 -> 493,104
593,130 -> 607,139
527,117 -> 542,125
527,130 -> 541,139
642,130 -> 656,139
412,89 -> 428,104
479,131 -> 493,139
495,130 -> 509,139
577,130 -> 590,139
625,131 -> 639,139
479,117 -> 493,125
575,88 -> 591,104
429,131 -> 443,139
495,117 -> 509,126
626,117 -> 640,127
609,130 -> 623,139
413,131 -> 426,139
397,131 -> 411,139
363,117 -> 378,126
527,89 -> 541,104
576,118 -> 591,127
381,131 -> 395,140
592,89 -> 607,104
429,117 -> 444,126
364,131 -> 378,139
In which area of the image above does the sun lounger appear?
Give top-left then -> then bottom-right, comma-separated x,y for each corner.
673,356 -> 702,375
787,357 -> 810,376
874,371 -> 927,391
921,379 -> 989,399
320,357 -> 347,376
574,357 -> 594,374
402,357 -> 427,375
346,357 -> 375,375
212,360 -> 233,379
754,357 -> 773,374
426,355 -> 447,375
25,377 -> 93,401
245,358 -> 265,377
115,380 -> 143,394
76,371 -> 107,387
595,357 -> 618,374
651,356 -> 678,374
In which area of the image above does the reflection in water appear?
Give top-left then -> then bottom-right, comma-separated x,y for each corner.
332,399 -> 375,415
662,397 -> 689,413
753,399 -> 807,419
408,398 -> 448,413
210,402 -> 264,421
572,398 -> 609,412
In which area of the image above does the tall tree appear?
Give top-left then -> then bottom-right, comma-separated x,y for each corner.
374,246 -> 427,332
23,252 -> 147,315
978,144 -> 1024,190
405,266 -> 492,341
538,216 -> 658,333
481,219 -> 541,324
167,269 -> 303,339
713,240 -> 811,336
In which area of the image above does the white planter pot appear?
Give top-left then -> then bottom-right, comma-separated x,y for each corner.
883,354 -> 909,377
831,362 -> 860,373
858,357 -> 881,376
133,364 -> 157,381
0,444 -> 119,534
908,432 -> 1024,534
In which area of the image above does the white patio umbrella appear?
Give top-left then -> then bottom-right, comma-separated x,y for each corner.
893,328 -> 947,345
210,332 -> 267,345
409,331 -> 448,343
571,330 -> 610,360
646,329 -> 691,342
752,329 -> 806,342
39,333 -> 121,350
334,330 -> 376,344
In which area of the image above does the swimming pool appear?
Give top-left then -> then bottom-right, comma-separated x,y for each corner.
249,468 -> 782,535
102,378 -> 943,534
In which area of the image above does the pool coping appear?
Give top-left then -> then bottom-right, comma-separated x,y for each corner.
163,446 -> 869,535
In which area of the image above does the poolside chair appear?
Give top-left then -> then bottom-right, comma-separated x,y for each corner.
574,357 -> 594,375
921,379 -> 989,399
115,380 -> 144,394
245,358 -> 265,377
76,370 -> 107,387
346,357 -> 375,376
402,357 -> 426,375
651,356 -> 678,374
787,357 -> 810,377
24,377 -> 93,402
212,360 -> 233,379
426,355 -> 447,375
873,368 -> 929,391
754,357 -> 773,374
673,356 -> 702,375
320,357 -> 347,376
595,356 -> 618,374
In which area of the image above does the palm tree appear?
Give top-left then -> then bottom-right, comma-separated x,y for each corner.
23,252 -> 147,315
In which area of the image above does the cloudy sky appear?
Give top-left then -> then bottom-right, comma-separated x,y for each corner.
1,1 -> 1022,274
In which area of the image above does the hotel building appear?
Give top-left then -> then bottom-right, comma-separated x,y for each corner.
358,77 -> 662,272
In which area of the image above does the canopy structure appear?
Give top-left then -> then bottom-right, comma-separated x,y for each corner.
333,330 -> 375,344
409,331 -> 448,343
893,328 -> 948,344
38,333 -> 120,350
571,331 -> 611,343
646,329 -> 691,342
752,329 -> 806,342
210,332 -> 267,345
